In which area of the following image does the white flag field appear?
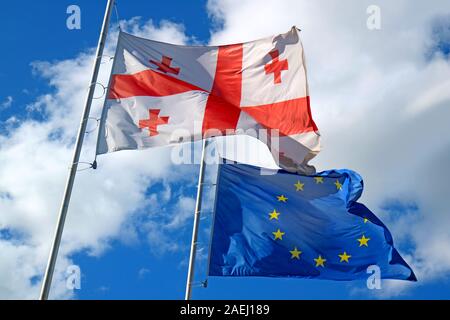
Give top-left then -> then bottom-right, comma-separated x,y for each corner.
96,27 -> 321,171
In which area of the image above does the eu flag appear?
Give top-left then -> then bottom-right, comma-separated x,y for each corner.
209,163 -> 416,281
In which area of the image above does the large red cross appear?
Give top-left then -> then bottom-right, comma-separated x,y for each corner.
150,55 -> 180,75
139,109 -> 169,136
264,49 -> 288,84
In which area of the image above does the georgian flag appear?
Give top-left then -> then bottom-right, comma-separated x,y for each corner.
96,27 -> 321,171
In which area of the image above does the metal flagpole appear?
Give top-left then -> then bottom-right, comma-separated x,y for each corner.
39,0 -> 116,300
185,138 -> 210,300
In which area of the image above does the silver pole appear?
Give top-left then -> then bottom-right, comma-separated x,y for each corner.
185,138 -> 210,300
39,0 -> 116,300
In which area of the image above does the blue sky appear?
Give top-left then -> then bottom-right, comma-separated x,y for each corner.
1,0 -> 450,300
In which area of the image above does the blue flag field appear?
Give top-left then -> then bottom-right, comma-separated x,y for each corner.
209,163 -> 416,281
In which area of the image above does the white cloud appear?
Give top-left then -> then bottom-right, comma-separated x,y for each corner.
1,96 -> 13,110
166,197 -> 196,229
120,17 -> 190,45
206,0 -> 450,296
138,267 -> 151,279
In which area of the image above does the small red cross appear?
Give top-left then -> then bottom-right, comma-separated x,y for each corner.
149,55 -> 180,75
139,109 -> 169,136
264,49 -> 288,84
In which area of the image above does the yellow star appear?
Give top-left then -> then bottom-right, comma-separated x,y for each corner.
314,177 -> 324,184
314,255 -> 326,267
277,195 -> 288,202
357,235 -> 370,247
272,229 -> 285,240
269,209 -> 280,220
294,181 -> 305,191
363,218 -> 369,224
290,247 -> 302,259
338,252 -> 351,263
334,180 -> 343,190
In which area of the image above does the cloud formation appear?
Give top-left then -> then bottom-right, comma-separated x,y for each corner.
0,96 -> 13,110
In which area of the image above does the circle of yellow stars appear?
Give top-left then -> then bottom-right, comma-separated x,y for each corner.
267,176 -> 373,269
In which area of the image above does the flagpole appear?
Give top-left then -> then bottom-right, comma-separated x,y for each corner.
185,138 -> 210,300
39,0 -> 116,300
